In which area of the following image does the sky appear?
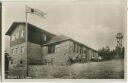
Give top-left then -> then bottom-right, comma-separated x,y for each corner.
3,0 -> 126,51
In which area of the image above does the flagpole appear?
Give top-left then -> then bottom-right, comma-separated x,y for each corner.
25,5 -> 28,77
24,5 -> 46,77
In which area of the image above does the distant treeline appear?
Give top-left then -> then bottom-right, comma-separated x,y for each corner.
98,46 -> 124,60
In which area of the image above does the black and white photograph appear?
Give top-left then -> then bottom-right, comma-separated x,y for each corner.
0,2 -> 2,81
2,0 -> 126,80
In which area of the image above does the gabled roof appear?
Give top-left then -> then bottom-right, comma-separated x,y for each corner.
44,35 -> 97,52
5,22 -> 56,36
44,35 -> 71,45
5,22 -> 25,35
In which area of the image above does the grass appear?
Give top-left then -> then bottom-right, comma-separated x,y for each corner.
70,58 -> 124,79
28,58 -> 124,79
7,58 -> 124,79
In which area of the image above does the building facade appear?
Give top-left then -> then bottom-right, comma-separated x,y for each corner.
42,36 -> 98,65
6,22 -> 98,77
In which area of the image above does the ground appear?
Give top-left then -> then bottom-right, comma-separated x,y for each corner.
28,58 -> 124,79
70,58 -> 124,79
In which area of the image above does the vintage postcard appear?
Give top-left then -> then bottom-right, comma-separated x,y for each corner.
1,0 -> 127,82
0,2 -> 1,81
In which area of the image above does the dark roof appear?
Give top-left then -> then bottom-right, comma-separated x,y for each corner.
44,35 -> 71,45
5,22 -> 56,36
70,39 -> 97,52
5,22 -> 25,35
44,35 -> 97,52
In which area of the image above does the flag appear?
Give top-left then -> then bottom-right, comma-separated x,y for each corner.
26,6 -> 46,18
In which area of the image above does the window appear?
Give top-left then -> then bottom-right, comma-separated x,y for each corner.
11,36 -> 13,41
48,45 -> 55,54
11,49 -> 13,54
11,35 -> 15,41
82,49 -> 84,54
14,35 -> 16,41
16,33 -> 19,39
80,46 -> 82,54
42,34 -> 47,44
20,60 -> 23,64
19,47 -> 21,54
73,42 -> 76,52
15,48 -> 18,54
44,34 -> 47,41
11,60 -> 13,64
13,49 -> 15,54
21,46 -> 25,53
21,30 -> 24,38
84,50 -> 86,54
77,45 -> 79,53
17,48 -> 20,54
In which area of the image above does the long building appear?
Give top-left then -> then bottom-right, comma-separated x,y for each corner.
5,22 -> 98,76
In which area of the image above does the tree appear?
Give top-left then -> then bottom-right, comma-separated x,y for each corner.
98,46 -> 114,60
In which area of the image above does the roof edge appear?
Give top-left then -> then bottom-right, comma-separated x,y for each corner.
5,22 -> 25,35
5,22 -> 56,36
